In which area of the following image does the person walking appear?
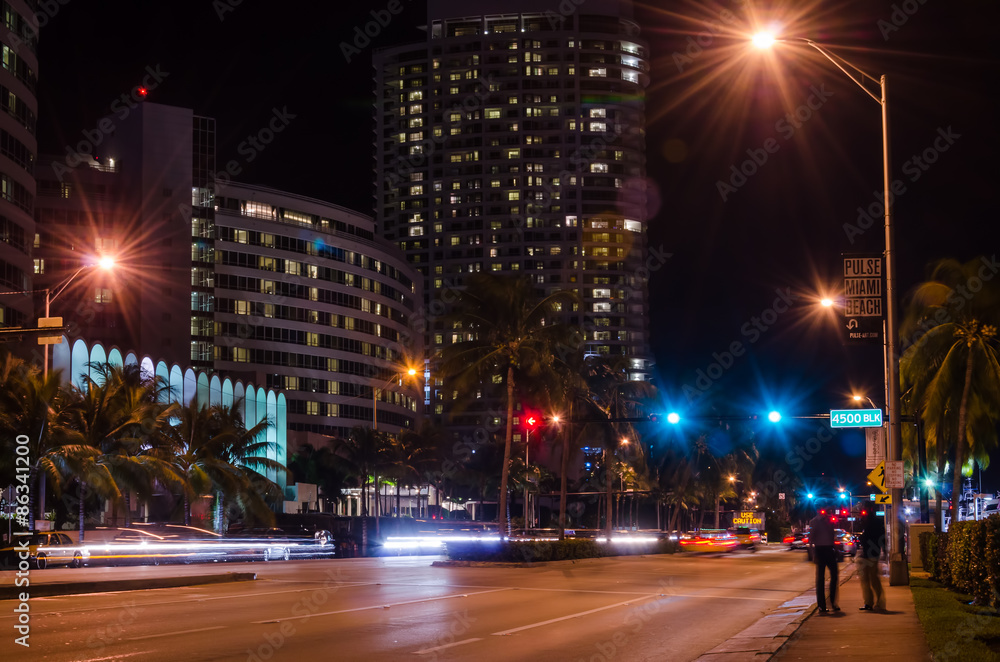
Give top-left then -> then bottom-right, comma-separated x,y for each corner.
809,504 -> 839,613
857,501 -> 886,612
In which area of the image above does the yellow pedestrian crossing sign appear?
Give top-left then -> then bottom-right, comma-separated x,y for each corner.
867,461 -> 887,493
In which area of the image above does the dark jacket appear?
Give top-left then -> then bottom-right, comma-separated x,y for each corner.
858,515 -> 886,560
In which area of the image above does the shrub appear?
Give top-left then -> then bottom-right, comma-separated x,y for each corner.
444,538 -> 673,563
936,531 -> 951,586
949,521 -> 990,603
919,531 -> 938,578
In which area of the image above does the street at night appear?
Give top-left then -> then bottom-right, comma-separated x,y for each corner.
3,550 -> 817,661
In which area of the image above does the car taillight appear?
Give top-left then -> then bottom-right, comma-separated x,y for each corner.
783,536 -> 793,543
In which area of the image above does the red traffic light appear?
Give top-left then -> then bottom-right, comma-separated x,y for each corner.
523,414 -> 540,430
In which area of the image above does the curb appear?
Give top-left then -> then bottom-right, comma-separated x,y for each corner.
694,562 -> 857,661
0,572 -> 257,600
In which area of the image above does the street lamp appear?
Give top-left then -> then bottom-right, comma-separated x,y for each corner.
372,366 -> 417,431
41,258 -> 117,378
752,33 -> 907,586
853,393 -> 879,409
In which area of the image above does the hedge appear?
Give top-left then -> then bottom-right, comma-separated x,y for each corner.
921,516 -> 1000,607
444,538 -> 676,563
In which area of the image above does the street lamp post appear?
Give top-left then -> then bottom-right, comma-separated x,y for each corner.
0,257 -> 115,529
372,367 -> 417,431
754,35 -> 907,586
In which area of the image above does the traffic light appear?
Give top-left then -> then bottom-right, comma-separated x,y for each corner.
524,414 -> 540,431
767,411 -> 782,423
666,412 -> 680,424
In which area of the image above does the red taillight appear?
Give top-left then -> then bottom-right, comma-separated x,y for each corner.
783,536 -> 794,543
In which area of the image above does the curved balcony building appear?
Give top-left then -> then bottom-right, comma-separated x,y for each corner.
212,182 -> 424,438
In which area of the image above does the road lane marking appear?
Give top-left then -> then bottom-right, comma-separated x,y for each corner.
252,587 -> 513,623
492,594 -> 658,635
127,625 -> 226,641
85,652 -> 155,662
15,583 -> 379,617
414,637 -> 483,654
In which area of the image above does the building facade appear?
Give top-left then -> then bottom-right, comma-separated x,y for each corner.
0,0 -> 38,328
374,0 -> 654,431
212,182 -> 423,439
34,102 -> 423,440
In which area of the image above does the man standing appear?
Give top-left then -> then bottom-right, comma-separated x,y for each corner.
809,504 -> 839,613
857,501 -> 886,611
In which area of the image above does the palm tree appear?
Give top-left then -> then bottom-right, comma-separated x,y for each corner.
437,273 -> 577,536
660,450 -> 702,534
900,257 -> 1000,524
202,399 -> 281,532
287,442 -> 352,513
62,367 -> 151,540
578,356 -> 658,538
0,353 -> 78,527
86,363 -> 181,527
160,397 -> 280,531
402,421 -> 448,516
332,426 -> 389,552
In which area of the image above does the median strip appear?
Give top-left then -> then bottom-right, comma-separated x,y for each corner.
0,572 -> 257,600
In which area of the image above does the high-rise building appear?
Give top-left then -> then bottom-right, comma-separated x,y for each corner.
34,102 -> 423,441
374,0 -> 654,431
34,103 -> 194,366
0,1 -> 39,328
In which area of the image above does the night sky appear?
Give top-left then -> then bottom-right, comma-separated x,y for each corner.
35,1 -> 1000,489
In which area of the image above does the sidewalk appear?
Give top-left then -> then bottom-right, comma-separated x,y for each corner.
695,562 -> 933,661
772,567 -> 932,661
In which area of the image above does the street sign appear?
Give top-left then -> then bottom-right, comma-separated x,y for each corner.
873,494 -> 892,505
778,493 -> 785,500
842,254 -> 884,344
830,408 -> 883,428
885,460 -> 905,489
867,461 -> 887,493
37,316 -> 63,345
865,425 -> 886,469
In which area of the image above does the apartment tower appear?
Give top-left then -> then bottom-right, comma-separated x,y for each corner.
374,0 -> 654,432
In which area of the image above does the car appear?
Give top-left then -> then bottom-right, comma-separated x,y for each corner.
784,531 -> 808,550
730,527 -> 762,550
836,529 -> 856,558
679,529 -> 740,553
87,525 -> 227,566
0,532 -> 89,570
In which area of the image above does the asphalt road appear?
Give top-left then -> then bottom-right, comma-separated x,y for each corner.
3,547 -> 818,661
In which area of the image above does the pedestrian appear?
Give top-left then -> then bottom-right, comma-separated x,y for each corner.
809,503 -> 839,613
857,501 -> 886,612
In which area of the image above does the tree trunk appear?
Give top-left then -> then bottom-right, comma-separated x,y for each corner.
498,364 -> 516,537
184,493 -> 191,526
714,493 -> 721,529
605,449 -> 613,538
361,475 -> 369,556
559,401 -> 573,540
78,480 -> 86,542
124,491 -> 132,528
951,352 -> 975,521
